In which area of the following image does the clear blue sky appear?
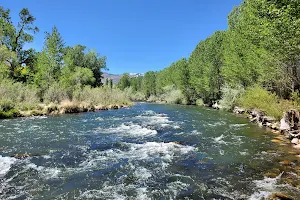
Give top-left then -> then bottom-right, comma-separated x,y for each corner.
2,0 -> 242,74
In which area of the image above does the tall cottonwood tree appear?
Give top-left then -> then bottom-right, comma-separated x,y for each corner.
0,7 -> 39,80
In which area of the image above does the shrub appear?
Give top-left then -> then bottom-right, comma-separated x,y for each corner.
73,86 -> 132,106
124,87 -> 146,101
147,95 -> 159,102
238,86 -> 298,120
219,84 -> 244,111
165,89 -> 185,104
196,99 -> 204,106
43,83 -> 69,103
0,100 -> 19,118
0,79 -> 39,110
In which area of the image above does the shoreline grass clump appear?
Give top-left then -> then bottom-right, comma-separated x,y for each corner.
237,86 -> 298,120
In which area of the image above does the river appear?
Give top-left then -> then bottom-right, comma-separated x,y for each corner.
0,103 -> 300,199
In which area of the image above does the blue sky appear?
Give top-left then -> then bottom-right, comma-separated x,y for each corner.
2,0 -> 242,74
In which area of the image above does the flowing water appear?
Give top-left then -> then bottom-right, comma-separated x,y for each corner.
0,103 -> 300,199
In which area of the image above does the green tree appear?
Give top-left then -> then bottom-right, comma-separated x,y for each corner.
63,45 -> 106,87
118,73 -> 131,90
109,79 -> 113,89
188,31 -> 224,103
0,7 -> 39,80
34,26 -> 65,92
142,71 -> 156,98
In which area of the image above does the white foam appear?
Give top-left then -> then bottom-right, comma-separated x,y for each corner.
80,142 -> 195,170
249,172 -> 283,200
98,123 -> 157,137
27,163 -> 61,179
219,149 -> 225,155
230,124 -> 247,128
207,121 -> 226,127
213,134 -> 228,145
239,151 -> 248,156
94,117 -> 104,121
0,156 -> 17,177
137,111 -> 181,129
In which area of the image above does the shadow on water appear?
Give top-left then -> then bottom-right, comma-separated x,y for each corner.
0,103 -> 300,199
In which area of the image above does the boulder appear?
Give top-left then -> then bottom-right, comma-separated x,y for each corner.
291,138 -> 299,144
212,102 -> 221,110
271,122 -> 280,130
281,110 -> 300,131
265,122 -> 272,127
263,116 -> 276,123
233,107 -> 245,114
280,118 -> 290,132
293,144 -> 300,149
250,117 -> 258,123
267,193 -> 293,200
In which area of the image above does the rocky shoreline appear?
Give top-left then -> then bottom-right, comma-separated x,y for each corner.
233,107 -> 300,150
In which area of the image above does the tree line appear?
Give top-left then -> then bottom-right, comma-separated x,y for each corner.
0,6 -> 109,102
118,0 -> 300,108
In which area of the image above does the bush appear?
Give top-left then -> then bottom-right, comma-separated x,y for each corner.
0,100 -> 19,118
219,84 -> 244,111
0,79 -> 39,110
124,87 -> 146,101
147,95 -> 159,102
196,99 -> 204,106
152,85 -> 187,104
73,86 -> 132,106
43,83 -> 69,103
165,89 -> 185,104
238,86 -> 297,120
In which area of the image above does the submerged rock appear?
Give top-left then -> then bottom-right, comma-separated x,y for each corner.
279,160 -> 292,165
268,192 -> 293,200
271,139 -> 282,143
12,153 -> 39,159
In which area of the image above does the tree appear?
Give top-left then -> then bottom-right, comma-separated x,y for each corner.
105,78 -> 109,86
118,73 -> 131,90
0,7 -> 39,79
63,45 -> 106,87
142,71 -> 156,97
109,79 -> 113,89
34,26 -> 65,91
188,31 -> 224,103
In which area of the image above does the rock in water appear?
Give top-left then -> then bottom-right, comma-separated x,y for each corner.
291,138 -> 299,144
280,118 -> 290,131
293,144 -> 300,149
268,192 -> 293,200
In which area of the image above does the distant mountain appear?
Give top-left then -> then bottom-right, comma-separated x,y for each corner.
102,72 -> 144,84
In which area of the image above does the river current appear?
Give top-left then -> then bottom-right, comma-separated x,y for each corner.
0,103 -> 300,199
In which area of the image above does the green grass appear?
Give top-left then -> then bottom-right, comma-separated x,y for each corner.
238,86 -> 298,120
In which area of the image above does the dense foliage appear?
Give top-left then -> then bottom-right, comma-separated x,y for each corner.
118,0 -> 300,114
0,6 -> 128,118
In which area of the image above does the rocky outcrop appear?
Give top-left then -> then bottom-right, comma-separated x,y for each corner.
279,110 -> 300,147
233,107 -> 300,147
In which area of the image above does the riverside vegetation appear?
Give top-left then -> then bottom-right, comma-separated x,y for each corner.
117,1 -> 300,147
0,7 -> 132,119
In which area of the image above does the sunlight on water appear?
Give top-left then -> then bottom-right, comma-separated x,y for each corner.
0,103 -> 299,199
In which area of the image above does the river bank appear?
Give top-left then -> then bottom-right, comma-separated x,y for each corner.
0,100 -> 133,119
